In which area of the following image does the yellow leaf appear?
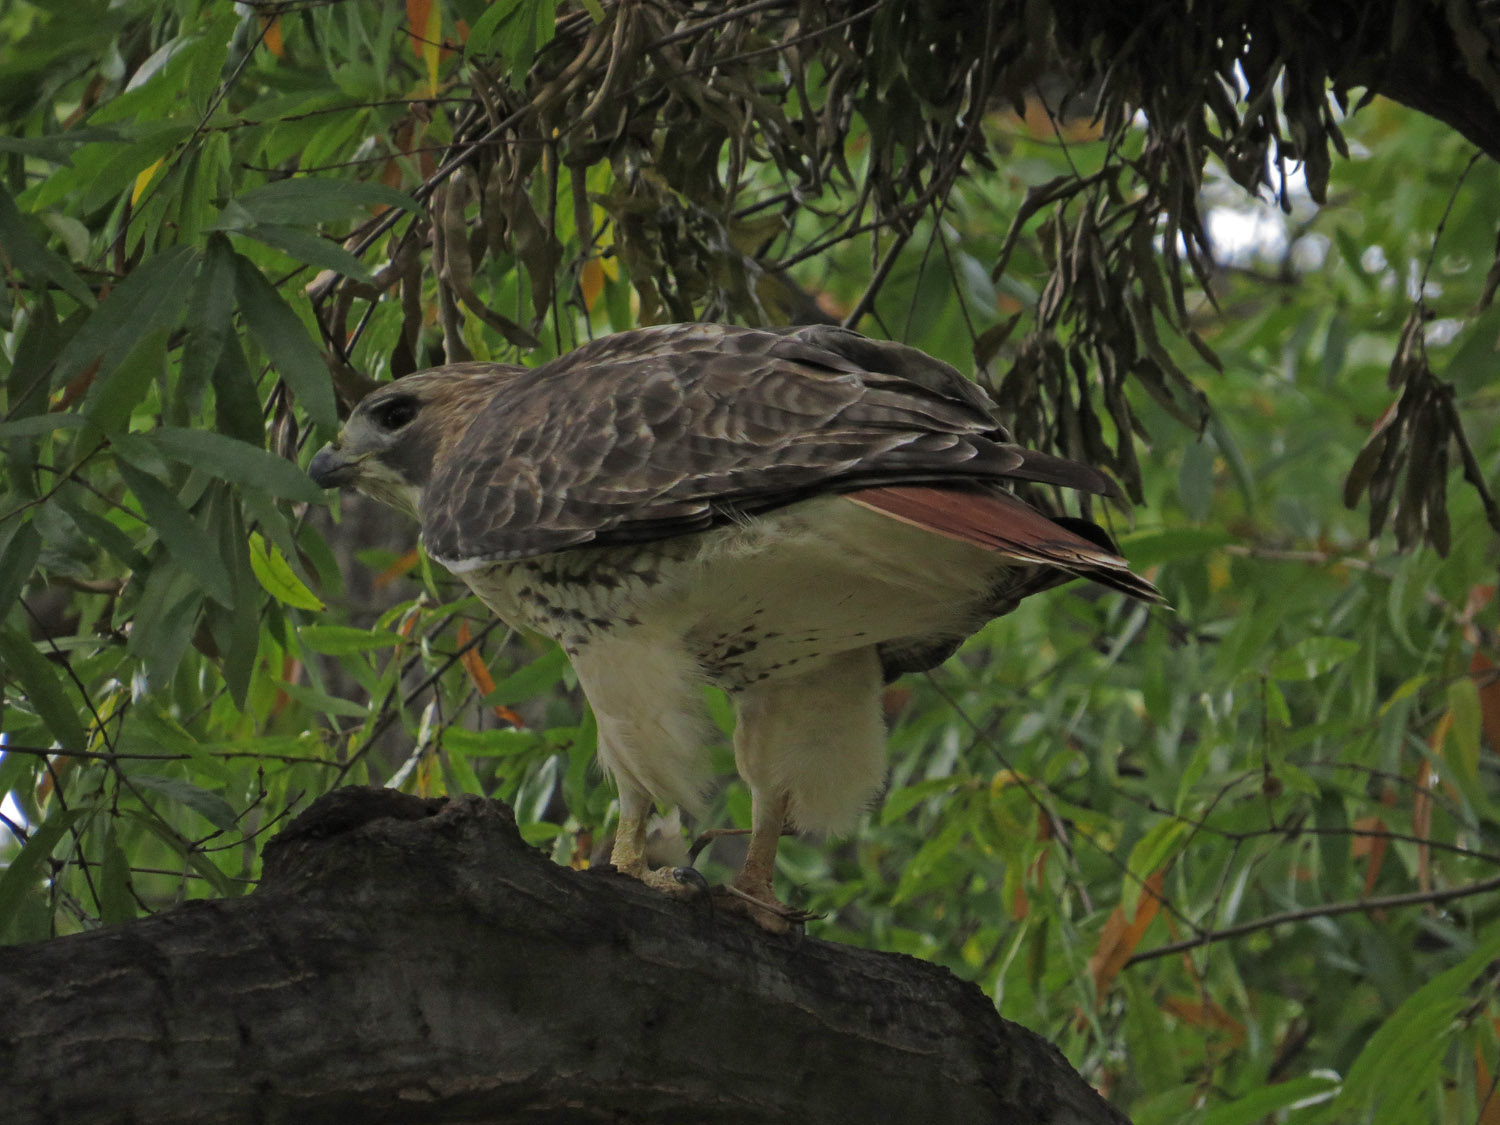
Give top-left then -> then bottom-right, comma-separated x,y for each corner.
260,15 -> 283,58
248,532 -> 324,611
407,0 -> 442,96
580,259 -> 605,311
132,158 -> 164,205
1088,870 -> 1165,1003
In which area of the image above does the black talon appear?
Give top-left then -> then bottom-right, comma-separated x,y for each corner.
671,866 -> 710,894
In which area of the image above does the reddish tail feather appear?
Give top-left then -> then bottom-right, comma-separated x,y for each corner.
847,485 -> 1161,603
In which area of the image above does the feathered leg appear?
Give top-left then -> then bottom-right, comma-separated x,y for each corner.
573,634 -> 709,898
724,647 -> 886,931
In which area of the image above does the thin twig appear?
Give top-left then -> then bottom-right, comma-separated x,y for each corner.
1126,874 -> 1500,966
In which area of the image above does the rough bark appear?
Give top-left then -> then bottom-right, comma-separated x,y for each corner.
0,788 -> 1128,1124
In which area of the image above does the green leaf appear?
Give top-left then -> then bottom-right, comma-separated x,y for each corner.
481,644 -> 569,707
248,532 -> 324,611
49,244 -> 197,387
468,0 -> 555,86
117,809 -> 234,898
231,251 -> 337,428
273,680 -> 371,720
298,624 -> 403,654
215,497 -> 261,711
0,414 -> 88,440
115,459 -> 234,607
0,185 -> 95,307
1270,637 -> 1360,681
0,127 -> 125,163
126,563 -> 205,691
98,821 -> 137,926
441,727 -> 545,757
1329,923 -> 1500,1120
0,807 -> 87,942
1177,439 -> 1215,521
1448,676 -> 1482,786
118,706 -> 233,785
180,233 -> 237,407
0,627 -> 89,752
467,0 -> 528,55
1122,818 -> 1189,914
128,775 -> 237,831
83,327 -> 167,436
210,335 -> 269,446
242,223 -> 375,285
1118,528 -> 1232,567
1200,1075 -> 1341,1124
0,520 -> 42,622
146,426 -> 326,502
77,125 -> 193,213
880,777 -> 963,824
231,178 -> 420,226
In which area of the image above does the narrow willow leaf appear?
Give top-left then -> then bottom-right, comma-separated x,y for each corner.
181,232 -> 237,408
248,532 -> 324,611
0,628 -> 88,751
115,460 -> 233,606
1122,819 -> 1188,915
1118,528 -> 1232,567
210,335 -> 268,446
125,563 -> 204,692
98,821 -> 137,926
0,415 -> 89,440
1177,439 -> 1215,521
0,520 -> 41,619
880,777 -> 963,825
467,0 -> 527,54
5,295 -> 66,429
1270,637 -> 1360,682
1330,923 -> 1500,1120
275,680 -> 371,720
78,125 -> 193,214
83,327 -> 167,436
63,503 -> 148,571
243,223 -> 375,285
0,186 -> 95,307
146,426 -> 325,502
0,128 -> 124,162
117,809 -> 234,898
298,624 -> 403,654
129,774 -> 237,831
219,497 -> 261,710
0,807 -> 87,941
231,251 -> 337,427
441,727 -> 545,757
231,178 -> 420,225
1447,676 -> 1482,787
49,244 -> 197,387
1200,1074 -> 1344,1125
480,644 -> 569,707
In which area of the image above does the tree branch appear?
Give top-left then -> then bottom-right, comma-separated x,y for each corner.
0,788 -> 1128,1124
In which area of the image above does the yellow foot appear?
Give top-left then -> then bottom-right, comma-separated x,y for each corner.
710,879 -> 822,935
611,861 -> 710,900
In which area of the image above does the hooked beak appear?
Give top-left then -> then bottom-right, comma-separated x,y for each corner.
308,444 -> 359,489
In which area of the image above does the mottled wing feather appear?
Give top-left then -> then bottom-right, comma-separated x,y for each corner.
421,325 -> 1119,567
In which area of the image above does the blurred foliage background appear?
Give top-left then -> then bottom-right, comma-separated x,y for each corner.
2,1 -> 1500,1121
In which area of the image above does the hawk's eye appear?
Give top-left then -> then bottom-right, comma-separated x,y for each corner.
369,395 -> 419,432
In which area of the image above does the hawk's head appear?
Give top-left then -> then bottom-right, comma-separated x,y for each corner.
308,363 -> 522,518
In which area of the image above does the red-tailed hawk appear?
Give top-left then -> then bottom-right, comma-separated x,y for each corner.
310,323 -> 1158,930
